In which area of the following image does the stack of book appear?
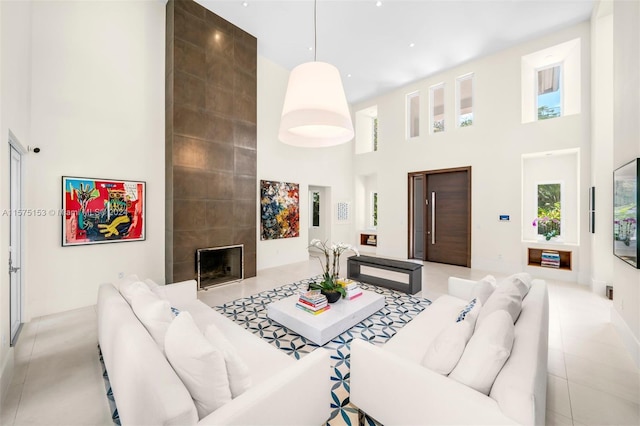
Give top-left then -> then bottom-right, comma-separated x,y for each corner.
541,250 -> 560,268
337,278 -> 363,300
296,290 -> 330,315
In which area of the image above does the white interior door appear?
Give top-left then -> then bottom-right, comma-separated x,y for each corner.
9,144 -> 23,344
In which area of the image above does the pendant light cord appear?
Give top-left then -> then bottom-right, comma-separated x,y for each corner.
314,0 -> 317,61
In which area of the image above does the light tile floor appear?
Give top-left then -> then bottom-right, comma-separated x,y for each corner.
1,259 -> 638,425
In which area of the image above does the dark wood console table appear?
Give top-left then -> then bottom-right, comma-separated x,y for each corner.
347,255 -> 422,294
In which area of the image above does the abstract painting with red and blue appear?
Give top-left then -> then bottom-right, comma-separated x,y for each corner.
62,176 -> 145,246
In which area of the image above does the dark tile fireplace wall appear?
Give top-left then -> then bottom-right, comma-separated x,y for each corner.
166,0 -> 257,283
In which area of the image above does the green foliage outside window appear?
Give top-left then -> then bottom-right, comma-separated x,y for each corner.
537,183 -> 561,238
537,105 -> 561,120
373,192 -> 378,227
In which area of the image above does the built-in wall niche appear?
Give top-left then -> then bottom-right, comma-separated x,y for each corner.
355,106 -> 378,154
521,149 -> 579,244
521,38 -> 581,123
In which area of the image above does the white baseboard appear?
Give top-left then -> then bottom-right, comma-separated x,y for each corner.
591,278 -> 608,298
611,306 -> 640,368
0,348 -> 15,406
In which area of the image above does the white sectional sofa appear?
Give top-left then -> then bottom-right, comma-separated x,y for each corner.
97,278 -> 332,426
351,275 -> 549,425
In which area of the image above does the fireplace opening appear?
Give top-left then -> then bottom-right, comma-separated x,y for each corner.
196,245 -> 244,289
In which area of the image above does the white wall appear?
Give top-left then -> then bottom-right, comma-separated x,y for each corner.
0,0 -> 32,404
522,150 -> 580,244
257,56 -> 354,270
591,1 -> 614,297
611,0 -> 640,366
352,22 -> 591,279
23,0 -> 166,319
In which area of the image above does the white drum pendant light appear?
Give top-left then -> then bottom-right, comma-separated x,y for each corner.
279,1 -> 354,147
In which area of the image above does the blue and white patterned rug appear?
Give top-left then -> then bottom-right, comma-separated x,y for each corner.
214,277 -> 431,425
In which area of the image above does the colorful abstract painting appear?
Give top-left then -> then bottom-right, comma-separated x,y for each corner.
260,180 -> 299,240
62,176 -> 145,246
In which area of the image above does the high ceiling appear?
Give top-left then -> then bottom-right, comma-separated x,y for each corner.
196,0 -> 594,104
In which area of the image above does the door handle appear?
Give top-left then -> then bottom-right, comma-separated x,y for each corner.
431,191 -> 436,245
8,254 -> 20,274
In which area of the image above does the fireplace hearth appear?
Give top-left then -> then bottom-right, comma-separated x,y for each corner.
197,245 -> 244,289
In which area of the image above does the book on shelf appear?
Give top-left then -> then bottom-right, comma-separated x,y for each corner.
541,250 -> 560,268
296,303 -> 330,315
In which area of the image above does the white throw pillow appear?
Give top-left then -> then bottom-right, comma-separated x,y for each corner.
165,312 -> 232,419
205,323 -> 252,398
421,319 -> 474,375
476,281 -> 522,328
449,310 -> 515,395
114,273 -> 140,291
145,278 -> 169,300
119,280 -> 151,305
131,289 -> 174,350
499,273 -> 532,299
471,275 -> 496,305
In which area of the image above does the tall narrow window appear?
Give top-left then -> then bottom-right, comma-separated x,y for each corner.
536,183 -> 561,239
430,84 -> 445,133
407,92 -> 420,138
312,191 -> 320,227
355,106 -> 378,154
456,74 -> 473,127
537,65 -> 562,120
371,192 -> 378,228
372,117 -> 378,151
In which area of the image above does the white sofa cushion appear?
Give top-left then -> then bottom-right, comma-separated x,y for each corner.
115,273 -> 140,291
178,300 -> 296,387
119,280 -> 150,305
165,311 -> 232,419
471,275 -> 496,305
205,323 -> 252,398
384,295 -> 467,364
145,278 -> 170,300
130,289 -> 174,350
500,272 -> 532,299
449,310 -> 515,395
476,280 -> 522,328
421,319 -> 474,375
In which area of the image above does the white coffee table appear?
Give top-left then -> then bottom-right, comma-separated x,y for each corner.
267,289 -> 386,346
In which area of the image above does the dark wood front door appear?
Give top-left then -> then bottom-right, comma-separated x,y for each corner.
409,167 -> 471,267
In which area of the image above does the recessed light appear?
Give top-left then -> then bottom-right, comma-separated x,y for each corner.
242,1 -> 248,7
376,1 -> 382,7
409,42 -> 415,48
308,46 -> 313,51
347,74 -> 352,78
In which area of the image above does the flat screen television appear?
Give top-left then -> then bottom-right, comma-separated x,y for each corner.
613,158 -> 639,268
